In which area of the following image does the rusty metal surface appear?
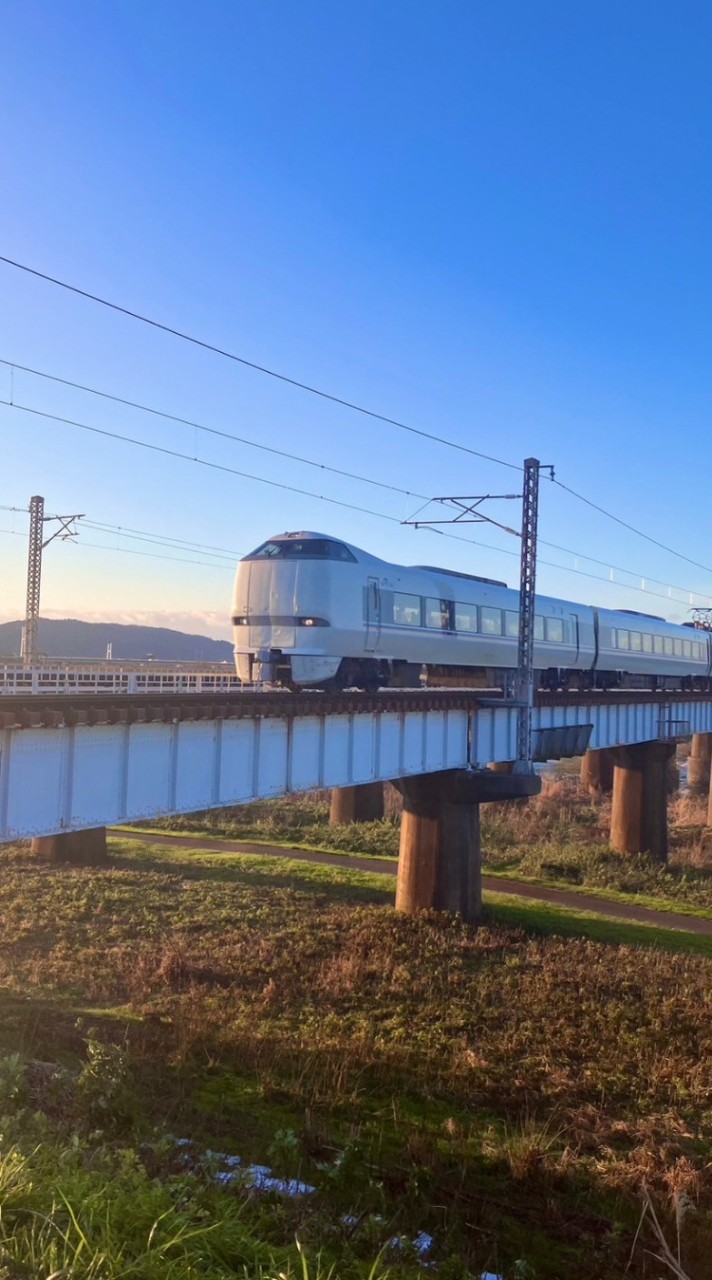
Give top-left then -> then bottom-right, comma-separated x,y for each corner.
1,686 -> 710,730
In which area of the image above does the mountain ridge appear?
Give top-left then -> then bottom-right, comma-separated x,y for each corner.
0,619 -> 233,662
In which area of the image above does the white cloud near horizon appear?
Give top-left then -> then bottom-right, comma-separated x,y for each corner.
0,609 -> 233,641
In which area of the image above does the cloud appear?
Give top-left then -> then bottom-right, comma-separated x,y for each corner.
0,609 -> 232,641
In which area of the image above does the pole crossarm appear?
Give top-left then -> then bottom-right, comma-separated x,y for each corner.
403,494 -> 522,536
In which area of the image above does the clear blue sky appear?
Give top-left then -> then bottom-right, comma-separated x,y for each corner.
2,1 -> 711,640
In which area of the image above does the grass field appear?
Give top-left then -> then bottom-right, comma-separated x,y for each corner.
0,835 -> 711,1278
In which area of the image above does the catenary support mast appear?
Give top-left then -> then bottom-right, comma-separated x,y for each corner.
515,458 -> 540,770
20,496 -> 44,666
20,496 -> 84,667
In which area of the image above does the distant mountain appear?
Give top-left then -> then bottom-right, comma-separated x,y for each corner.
0,619 -> 233,662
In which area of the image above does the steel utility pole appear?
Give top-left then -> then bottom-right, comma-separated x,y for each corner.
20,496 -> 84,666
514,458 -> 541,772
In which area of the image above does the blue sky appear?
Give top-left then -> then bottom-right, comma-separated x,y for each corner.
2,1 -> 712,640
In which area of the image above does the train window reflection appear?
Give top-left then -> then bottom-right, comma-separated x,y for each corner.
545,618 -> 564,643
455,604 -> 478,632
673,639 -> 683,657
630,632 -> 642,651
618,630 -> 630,650
642,634 -> 652,652
534,617 -> 544,641
393,593 -> 422,626
664,636 -> 674,655
481,607 -> 502,635
426,598 -> 451,629
505,610 -> 519,637
683,640 -> 692,659
654,635 -> 664,654
246,539 -> 356,561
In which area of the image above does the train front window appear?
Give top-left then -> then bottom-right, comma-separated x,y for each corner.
245,539 -> 356,561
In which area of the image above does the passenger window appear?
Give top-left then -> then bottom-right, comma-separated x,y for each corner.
664,636 -> 674,655
630,632 -> 642,652
610,629 -> 616,647
455,604 -> 478,632
618,630 -> 630,650
683,640 -> 692,659
426,597 -> 451,629
545,618 -> 564,644
642,634 -> 652,653
534,616 -> 544,641
653,635 -> 664,654
393,593 -> 422,626
505,610 -> 519,637
673,639 -> 683,657
480,606 -> 502,635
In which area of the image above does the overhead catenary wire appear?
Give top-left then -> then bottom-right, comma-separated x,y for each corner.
0,526 -> 234,570
0,256 -> 521,472
553,478 -> 712,578
3,399 -> 712,610
3,359 -> 710,601
2,259 -> 708,578
0,359 -> 425,501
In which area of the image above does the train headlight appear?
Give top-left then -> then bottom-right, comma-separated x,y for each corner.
296,617 -> 329,627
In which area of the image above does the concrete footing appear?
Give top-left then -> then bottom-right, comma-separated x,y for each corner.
329,783 -> 384,825
393,769 -> 541,923
580,748 -> 615,796
31,827 -> 108,865
687,733 -> 712,794
610,744 -> 675,861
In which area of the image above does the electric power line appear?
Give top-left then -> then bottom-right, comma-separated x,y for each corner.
553,478 -> 712,577
3,359 -> 709,602
2,259 -> 707,580
0,527 -> 234,570
0,257 -> 521,472
3,400 -> 712,610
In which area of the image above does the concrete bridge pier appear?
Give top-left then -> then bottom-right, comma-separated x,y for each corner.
393,769 -> 541,924
610,743 -> 675,862
31,827 -> 108,865
329,783 -> 384,825
580,748 -> 615,796
687,733 -> 712,794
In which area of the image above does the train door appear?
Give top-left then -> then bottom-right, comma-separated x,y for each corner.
365,577 -> 381,652
569,613 -> 580,663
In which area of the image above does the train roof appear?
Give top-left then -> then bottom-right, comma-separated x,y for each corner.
413,565 -> 507,588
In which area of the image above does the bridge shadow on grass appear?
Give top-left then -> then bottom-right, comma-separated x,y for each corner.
485,895 -> 712,958
106,839 -> 395,906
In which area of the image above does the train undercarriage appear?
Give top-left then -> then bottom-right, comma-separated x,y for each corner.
256,653 -> 711,694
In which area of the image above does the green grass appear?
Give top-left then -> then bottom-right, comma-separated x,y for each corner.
0,836 -> 711,1277
137,785 -> 712,917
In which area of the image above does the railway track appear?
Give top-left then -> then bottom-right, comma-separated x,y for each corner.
0,686 -> 710,729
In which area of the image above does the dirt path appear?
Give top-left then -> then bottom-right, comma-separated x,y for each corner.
113,829 -> 712,937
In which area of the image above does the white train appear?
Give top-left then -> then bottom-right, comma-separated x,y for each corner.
232,531 -> 712,692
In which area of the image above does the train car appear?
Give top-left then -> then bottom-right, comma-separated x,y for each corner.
232,531 -> 711,691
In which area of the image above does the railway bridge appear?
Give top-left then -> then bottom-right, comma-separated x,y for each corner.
2,686 -> 712,923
